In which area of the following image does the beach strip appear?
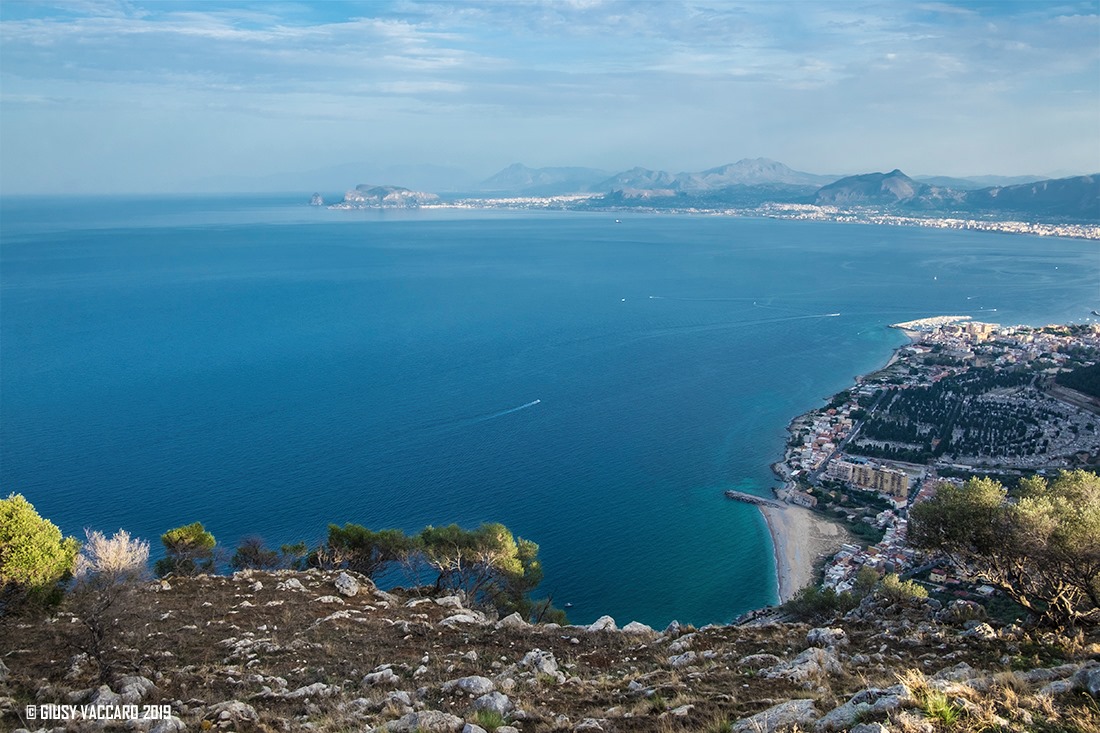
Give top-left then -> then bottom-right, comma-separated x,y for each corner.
760,502 -> 849,603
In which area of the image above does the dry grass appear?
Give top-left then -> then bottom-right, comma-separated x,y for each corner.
1,570 -> 1097,732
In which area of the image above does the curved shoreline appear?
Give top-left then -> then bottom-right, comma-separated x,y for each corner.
760,502 -> 850,603
760,331 -> 914,604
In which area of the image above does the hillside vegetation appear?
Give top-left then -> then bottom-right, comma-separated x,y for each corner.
2,491 -> 1100,732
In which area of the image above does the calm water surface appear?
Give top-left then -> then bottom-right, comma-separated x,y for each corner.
2,196 -> 1097,625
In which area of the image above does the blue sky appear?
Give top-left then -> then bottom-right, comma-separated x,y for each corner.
1,0 -> 1097,193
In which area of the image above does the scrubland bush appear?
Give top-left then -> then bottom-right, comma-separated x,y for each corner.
75,529 -> 149,581
155,521 -> 216,577
783,585 -> 859,622
911,470 -> 1100,628
878,573 -> 929,603
0,493 -> 78,616
69,529 -> 151,682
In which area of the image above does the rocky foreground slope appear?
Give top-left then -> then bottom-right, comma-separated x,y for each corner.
2,569 -> 1099,732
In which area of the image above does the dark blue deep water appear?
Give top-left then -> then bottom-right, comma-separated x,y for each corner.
2,196 -> 1097,626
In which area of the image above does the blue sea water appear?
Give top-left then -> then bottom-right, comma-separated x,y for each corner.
2,196 -> 1098,627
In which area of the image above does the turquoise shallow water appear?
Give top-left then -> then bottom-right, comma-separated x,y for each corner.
2,197 -> 1097,626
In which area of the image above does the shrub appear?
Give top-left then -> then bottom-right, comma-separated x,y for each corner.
531,596 -> 569,625
473,709 -> 505,731
69,529 -> 150,682
418,522 -> 544,615
878,573 -> 928,603
782,585 -> 858,622
910,470 -> 1100,627
324,524 -> 413,578
75,529 -> 149,581
231,536 -> 281,570
0,493 -> 78,615
154,522 -> 216,577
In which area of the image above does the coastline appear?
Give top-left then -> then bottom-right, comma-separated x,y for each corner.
761,502 -> 849,603
761,328 -> 913,604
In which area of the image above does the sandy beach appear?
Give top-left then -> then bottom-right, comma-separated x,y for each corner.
760,503 -> 850,603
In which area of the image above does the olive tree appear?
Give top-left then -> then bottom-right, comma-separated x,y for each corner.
910,471 -> 1100,628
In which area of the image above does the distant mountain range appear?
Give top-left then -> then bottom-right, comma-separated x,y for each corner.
328,158 -> 1098,221
478,164 -> 612,195
813,169 -> 1099,218
480,158 -> 833,196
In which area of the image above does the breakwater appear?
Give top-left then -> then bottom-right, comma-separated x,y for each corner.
724,490 -> 785,509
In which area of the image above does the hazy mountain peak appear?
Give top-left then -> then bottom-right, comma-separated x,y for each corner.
479,163 -> 611,194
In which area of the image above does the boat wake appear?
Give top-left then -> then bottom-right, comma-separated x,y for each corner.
476,399 -> 541,423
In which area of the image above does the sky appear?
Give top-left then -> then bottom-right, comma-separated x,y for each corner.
1,0 -> 1098,193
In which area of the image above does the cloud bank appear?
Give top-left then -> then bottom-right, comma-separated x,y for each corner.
1,0 -> 1097,193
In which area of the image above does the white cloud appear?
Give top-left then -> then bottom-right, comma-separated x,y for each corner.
1,0 -> 1097,191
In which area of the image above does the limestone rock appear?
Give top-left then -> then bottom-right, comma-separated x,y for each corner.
335,572 -> 360,597
894,711 -> 935,732
738,653 -> 782,670
363,669 -> 401,688
849,724 -> 890,733
587,615 -> 617,632
440,613 -> 487,628
148,717 -> 187,733
668,633 -> 695,654
520,649 -> 559,676
733,698 -> 818,733
668,651 -> 698,668
472,691 -> 514,715
933,662 -> 978,682
764,647 -> 843,683
622,621 -> 656,637
495,612 -> 527,630
442,675 -> 495,696
435,595 -> 464,608
277,577 -> 305,592
381,710 -> 465,732
1040,679 -> 1076,697
463,725 -> 489,733
375,589 -> 401,605
807,627 -> 849,648
1073,665 -> 1100,698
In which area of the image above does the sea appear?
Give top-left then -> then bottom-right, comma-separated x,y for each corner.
2,195 -> 1097,627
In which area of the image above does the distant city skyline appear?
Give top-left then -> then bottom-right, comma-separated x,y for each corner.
1,0 -> 1098,194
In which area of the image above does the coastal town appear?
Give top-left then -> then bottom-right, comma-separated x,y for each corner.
745,317 -> 1100,607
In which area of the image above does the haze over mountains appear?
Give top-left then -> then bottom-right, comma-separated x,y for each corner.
320,157 -> 1096,221
463,159 -> 1098,221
